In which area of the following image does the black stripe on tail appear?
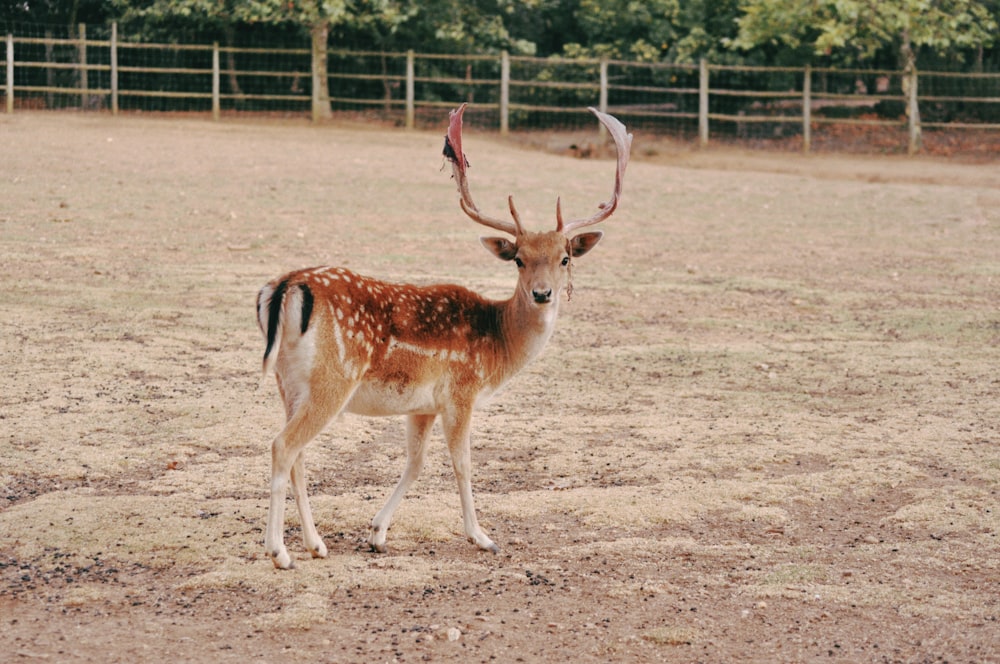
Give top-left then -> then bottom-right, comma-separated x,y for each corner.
263,279 -> 289,363
299,283 -> 314,334
262,281 -> 314,365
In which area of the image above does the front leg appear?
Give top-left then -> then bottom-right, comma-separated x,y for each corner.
442,407 -> 500,554
369,414 -> 436,553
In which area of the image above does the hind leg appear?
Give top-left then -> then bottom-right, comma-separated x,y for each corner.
290,452 -> 327,559
266,391 -> 352,570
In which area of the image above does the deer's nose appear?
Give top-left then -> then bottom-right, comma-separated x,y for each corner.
532,288 -> 553,304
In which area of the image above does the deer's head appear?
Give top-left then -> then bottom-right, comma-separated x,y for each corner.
444,104 -> 632,306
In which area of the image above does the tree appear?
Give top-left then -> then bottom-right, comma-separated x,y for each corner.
729,0 -> 997,151
115,0 -> 350,119
550,0 -> 740,64
333,0 -> 541,55
1,0 -> 118,31
728,0 -> 997,69
497,0 -> 582,57
560,0 -> 681,61
668,0 -> 741,63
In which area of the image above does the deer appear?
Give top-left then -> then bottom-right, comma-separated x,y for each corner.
256,103 -> 631,569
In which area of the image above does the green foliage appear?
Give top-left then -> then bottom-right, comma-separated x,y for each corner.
553,0 -> 743,64
1,0 -> 119,30
2,0 -> 996,70
114,0 -> 349,32
560,0 -> 679,61
670,0 -> 742,63
729,0 -> 997,66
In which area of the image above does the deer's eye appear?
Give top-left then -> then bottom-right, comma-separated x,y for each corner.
514,257 -> 525,269
561,256 -> 570,267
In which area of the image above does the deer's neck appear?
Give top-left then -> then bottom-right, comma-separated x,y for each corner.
494,290 -> 560,382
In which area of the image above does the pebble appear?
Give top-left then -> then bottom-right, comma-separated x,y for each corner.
447,627 -> 461,642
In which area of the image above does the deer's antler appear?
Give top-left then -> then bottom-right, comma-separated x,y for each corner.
444,103 -> 523,237
444,104 -> 631,237
556,107 -> 632,235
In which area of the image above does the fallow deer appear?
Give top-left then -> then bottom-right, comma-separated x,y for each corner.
257,103 -> 631,569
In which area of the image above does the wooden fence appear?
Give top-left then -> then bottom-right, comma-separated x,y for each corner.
3,25 -> 1000,154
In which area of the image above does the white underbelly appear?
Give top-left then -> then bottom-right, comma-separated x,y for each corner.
344,381 -> 499,417
345,382 -> 438,416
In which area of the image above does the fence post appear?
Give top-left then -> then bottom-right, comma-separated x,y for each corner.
698,58 -> 709,147
499,50 -> 509,136
802,64 -> 811,153
598,57 -> 608,140
212,42 -> 220,120
405,50 -> 414,130
44,29 -> 54,109
906,65 -> 921,154
5,34 -> 12,114
110,22 -> 118,115
78,23 -> 88,109
599,57 -> 608,113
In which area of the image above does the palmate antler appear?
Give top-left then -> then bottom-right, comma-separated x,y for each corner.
443,103 -> 632,237
557,109 -> 632,234
444,104 -> 523,236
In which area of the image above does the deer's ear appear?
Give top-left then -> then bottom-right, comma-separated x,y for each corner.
481,237 -> 519,261
569,231 -> 603,257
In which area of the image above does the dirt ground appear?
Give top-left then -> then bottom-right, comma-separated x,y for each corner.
1,112 -> 998,663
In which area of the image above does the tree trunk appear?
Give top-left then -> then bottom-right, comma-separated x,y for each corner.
310,21 -> 331,121
223,24 -> 245,108
899,31 -> 921,154
381,53 -> 393,114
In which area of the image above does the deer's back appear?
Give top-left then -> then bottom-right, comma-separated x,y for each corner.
263,266 -> 507,416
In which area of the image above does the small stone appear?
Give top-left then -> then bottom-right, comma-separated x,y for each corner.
447,627 -> 461,642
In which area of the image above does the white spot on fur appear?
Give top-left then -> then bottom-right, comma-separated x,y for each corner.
331,318 -> 347,364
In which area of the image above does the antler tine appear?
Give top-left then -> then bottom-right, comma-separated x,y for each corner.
444,103 -> 520,236
557,107 -> 633,235
506,195 -> 525,236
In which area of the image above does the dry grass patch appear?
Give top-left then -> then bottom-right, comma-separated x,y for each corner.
2,113 -> 998,663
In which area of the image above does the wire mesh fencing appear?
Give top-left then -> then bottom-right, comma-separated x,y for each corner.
2,23 -> 999,156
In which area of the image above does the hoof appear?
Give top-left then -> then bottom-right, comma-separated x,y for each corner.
268,544 -> 295,569
270,554 -> 295,570
369,524 -> 388,553
470,536 -> 500,554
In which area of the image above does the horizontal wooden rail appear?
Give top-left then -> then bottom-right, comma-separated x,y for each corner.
221,69 -> 307,79
16,61 -> 110,72
118,66 -> 210,76
18,84 -> 110,95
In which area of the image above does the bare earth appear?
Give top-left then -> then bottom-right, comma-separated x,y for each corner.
1,113 -> 998,663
